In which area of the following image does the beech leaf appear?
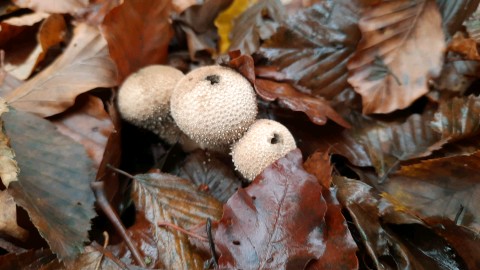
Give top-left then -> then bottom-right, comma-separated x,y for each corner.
5,23 -> 117,117
347,0 -> 445,114
0,100 -> 18,187
12,0 -> 89,15
101,0 -> 173,82
214,149 -> 327,269
2,108 -> 97,260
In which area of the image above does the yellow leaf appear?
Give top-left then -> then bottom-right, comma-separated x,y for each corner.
214,0 -> 258,53
0,98 -> 18,187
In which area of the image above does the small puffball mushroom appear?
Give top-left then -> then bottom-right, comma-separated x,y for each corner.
170,65 -> 258,147
117,65 -> 186,144
231,119 -> 296,181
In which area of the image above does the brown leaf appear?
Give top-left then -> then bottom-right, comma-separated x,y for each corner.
229,53 -> 351,128
12,0 -> 89,15
131,172 -> 222,268
433,57 -> 480,93
448,32 -> 480,60
50,95 -> 114,169
228,0 -> 285,55
335,176 -> 466,269
443,0 -> 480,37
0,249 -> 56,269
214,149 -> 327,269
303,151 -> 333,189
258,1 -> 370,102
3,108 -> 97,260
431,95 -> 480,140
5,23 -> 117,117
101,0 -> 173,82
347,0 -> 445,114
382,150 -> 480,232
174,150 -> 241,203
0,191 -> 28,241
0,99 -> 18,187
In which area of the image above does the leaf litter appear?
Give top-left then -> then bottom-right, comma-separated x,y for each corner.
1,0 -> 480,269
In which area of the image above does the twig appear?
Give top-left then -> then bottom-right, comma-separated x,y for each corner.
94,231 -> 109,270
206,218 -> 218,269
106,164 -> 136,180
157,221 -> 208,242
91,181 -> 146,268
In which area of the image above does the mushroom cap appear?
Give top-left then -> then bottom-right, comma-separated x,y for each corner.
170,65 -> 257,147
231,119 -> 296,181
117,65 -> 184,133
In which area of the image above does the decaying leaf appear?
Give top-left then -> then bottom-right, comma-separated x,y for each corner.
174,150 -> 241,203
335,176 -> 466,269
131,172 -> 222,269
431,95 -> 480,140
213,149 -> 327,269
0,190 -> 28,241
448,32 -> 480,60
3,108 -> 97,260
51,95 -> 115,169
101,0 -> 173,82
227,0 -> 285,55
6,23 -> 117,117
0,99 -> 18,187
258,0 -> 369,102
347,0 -> 445,114
382,150 -> 480,232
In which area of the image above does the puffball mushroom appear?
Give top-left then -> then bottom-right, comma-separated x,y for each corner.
170,65 -> 258,147
231,119 -> 296,181
117,65 -> 186,144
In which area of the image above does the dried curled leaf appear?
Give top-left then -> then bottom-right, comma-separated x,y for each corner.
347,0 -> 445,114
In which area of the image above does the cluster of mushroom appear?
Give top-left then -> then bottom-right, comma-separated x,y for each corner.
117,65 -> 296,181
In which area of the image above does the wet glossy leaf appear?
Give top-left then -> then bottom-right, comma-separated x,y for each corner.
431,95 -> 480,140
101,0 -> 173,82
347,0 -> 445,114
335,176 -> 466,270
174,150 -> 241,203
382,151 -> 480,232
227,0 -> 285,55
214,149 -> 327,269
132,172 -> 222,268
229,53 -> 350,128
258,1 -> 370,101
3,109 -> 97,260
5,23 -> 117,117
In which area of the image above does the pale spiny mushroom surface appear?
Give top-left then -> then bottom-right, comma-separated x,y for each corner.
231,119 -> 296,181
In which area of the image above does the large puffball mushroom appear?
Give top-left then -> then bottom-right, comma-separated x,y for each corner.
170,65 -> 258,148
117,65 -> 186,144
231,119 -> 296,181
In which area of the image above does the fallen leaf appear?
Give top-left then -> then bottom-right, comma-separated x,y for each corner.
258,1 -> 369,101
382,150 -> 480,232
347,0 -> 445,114
6,23 -> 118,117
101,0 -> 173,82
131,172 -> 222,268
431,95 -> 480,140
433,57 -> 480,93
335,176 -> 466,269
448,32 -> 480,60
50,95 -> 114,169
4,14 -> 66,80
0,249 -> 56,269
3,108 -> 97,260
214,149 -> 327,269
0,190 -> 28,241
174,150 -> 241,203
229,53 -> 351,128
439,0 -> 480,36
0,99 -> 18,187
226,0 -> 285,55
12,0 -> 89,15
